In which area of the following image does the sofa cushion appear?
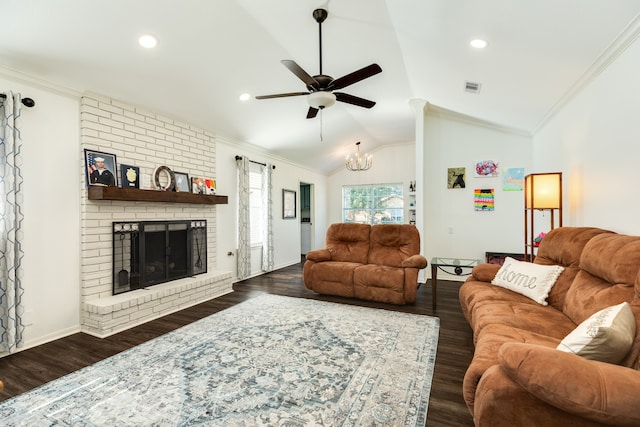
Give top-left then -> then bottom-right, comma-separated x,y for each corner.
368,224 -> 420,267
304,261 -> 362,297
353,264 -> 406,304
534,227 -> 615,309
557,302 -> 636,364
325,223 -> 371,264
563,234 -> 640,325
491,257 -> 564,305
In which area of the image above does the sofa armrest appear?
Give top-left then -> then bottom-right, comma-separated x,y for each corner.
470,263 -> 501,282
401,254 -> 428,269
499,342 -> 640,427
305,249 -> 332,262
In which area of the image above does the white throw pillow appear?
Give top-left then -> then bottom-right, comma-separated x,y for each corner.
557,302 -> 636,364
491,257 -> 564,305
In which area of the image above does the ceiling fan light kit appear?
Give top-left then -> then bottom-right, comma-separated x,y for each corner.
255,8 -> 382,119
307,91 -> 336,109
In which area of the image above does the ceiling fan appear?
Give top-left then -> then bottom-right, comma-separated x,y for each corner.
255,8 -> 382,119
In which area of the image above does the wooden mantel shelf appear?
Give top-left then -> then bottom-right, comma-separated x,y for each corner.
88,186 -> 228,205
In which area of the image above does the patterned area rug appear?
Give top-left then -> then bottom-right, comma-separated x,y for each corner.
0,295 -> 439,426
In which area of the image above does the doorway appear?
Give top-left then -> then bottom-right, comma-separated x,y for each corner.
300,182 -> 314,256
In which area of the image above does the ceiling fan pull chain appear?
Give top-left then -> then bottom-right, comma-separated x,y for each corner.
320,109 -> 324,142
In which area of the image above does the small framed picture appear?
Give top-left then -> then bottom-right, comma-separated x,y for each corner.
84,149 -> 117,187
191,177 -> 216,195
173,171 -> 191,192
283,189 -> 296,219
120,164 -> 139,189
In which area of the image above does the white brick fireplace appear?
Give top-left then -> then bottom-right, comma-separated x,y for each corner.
80,93 -> 232,337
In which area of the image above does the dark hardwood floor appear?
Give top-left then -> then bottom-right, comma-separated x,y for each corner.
0,261 -> 475,426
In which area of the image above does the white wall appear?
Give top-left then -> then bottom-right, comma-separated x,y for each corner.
0,74 -> 81,350
215,140 -> 328,278
533,35 -> 640,235
422,112 -> 533,280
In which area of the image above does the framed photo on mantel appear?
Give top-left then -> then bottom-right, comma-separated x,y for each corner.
120,164 -> 140,189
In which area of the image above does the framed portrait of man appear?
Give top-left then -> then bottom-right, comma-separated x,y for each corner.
84,149 -> 118,187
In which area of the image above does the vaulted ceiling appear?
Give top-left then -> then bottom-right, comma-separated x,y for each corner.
2,0 -> 640,173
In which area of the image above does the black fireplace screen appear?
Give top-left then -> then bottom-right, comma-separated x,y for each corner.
113,220 -> 207,295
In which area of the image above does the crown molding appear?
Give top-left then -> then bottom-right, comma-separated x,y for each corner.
534,12 -> 640,134
425,103 -> 532,137
0,65 -> 80,99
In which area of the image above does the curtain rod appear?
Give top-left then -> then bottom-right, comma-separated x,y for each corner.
0,93 -> 36,108
235,155 -> 276,169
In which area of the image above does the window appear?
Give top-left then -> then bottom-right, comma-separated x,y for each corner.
249,163 -> 264,245
342,184 -> 404,225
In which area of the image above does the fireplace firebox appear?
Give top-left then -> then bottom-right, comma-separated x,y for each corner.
112,220 -> 207,295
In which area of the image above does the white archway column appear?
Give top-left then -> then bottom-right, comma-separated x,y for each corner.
409,98 -> 427,282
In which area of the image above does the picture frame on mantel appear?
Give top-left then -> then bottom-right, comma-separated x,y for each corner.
84,149 -> 118,187
283,189 -> 296,219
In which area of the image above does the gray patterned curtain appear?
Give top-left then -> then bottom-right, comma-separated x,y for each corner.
0,91 -> 25,353
236,156 -> 251,280
261,163 -> 274,272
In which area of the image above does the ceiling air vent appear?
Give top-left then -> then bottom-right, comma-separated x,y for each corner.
465,81 -> 481,94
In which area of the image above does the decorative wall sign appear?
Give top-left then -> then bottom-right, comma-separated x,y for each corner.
84,149 -> 117,187
173,172 -> 191,192
447,167 -> 466,189
503,167 -> 524,191
192,177 -> 216,195
474,188 -> 495,211
120,164 -> 139,189
474,160 -> 499,177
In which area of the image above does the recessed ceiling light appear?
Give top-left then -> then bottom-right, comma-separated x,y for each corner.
470,39 -> 488,49
239,93 -> 251,102
138,34 -> 158,49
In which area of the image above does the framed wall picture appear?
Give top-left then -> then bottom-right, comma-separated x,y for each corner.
174,171 -> 191,192
283,189 -> 296,219
84,149 -> 117,187
191,177 -> 216,195
120,164 -> 139,189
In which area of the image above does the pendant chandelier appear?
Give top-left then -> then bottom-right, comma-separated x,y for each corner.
345,142 -> 372,171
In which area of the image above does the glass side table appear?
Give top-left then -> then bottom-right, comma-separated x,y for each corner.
430,257 -> 481,309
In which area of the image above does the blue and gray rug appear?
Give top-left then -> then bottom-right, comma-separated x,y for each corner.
0,294 -> 439,426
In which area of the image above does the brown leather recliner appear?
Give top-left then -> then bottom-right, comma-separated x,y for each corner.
303,223 -> 427,304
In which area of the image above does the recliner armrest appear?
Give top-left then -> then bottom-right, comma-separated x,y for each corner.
401,254 -> 427,269
470,263 -> 501,282
305,249 -> 332,262
499,342 -> 640,427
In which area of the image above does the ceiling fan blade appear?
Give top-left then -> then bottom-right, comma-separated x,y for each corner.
255,92 -> 309,100
335,92 -> 376,109
306,107 -> 319,119
281,60 -> 320,89
328,64 -> 382,91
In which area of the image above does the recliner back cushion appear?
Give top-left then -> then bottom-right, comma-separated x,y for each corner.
535,227 -> 615,309
368,224 -> 420,268
563,234 -> 640,326
325,223 -> 371,264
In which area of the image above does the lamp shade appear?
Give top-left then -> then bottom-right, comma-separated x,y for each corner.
525,173 -> 562,209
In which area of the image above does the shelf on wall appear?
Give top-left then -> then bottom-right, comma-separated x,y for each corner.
87,186 -> 228,205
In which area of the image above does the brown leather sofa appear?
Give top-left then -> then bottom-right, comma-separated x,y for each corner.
303,223 -> 427,304
459,227 -> 640,426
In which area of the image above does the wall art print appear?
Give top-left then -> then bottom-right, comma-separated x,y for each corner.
503,167 -> 524,191
474,188 -> 495,211
474,160 -> 499,177
192,177 -> 216,195
447,167 -> 466,189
